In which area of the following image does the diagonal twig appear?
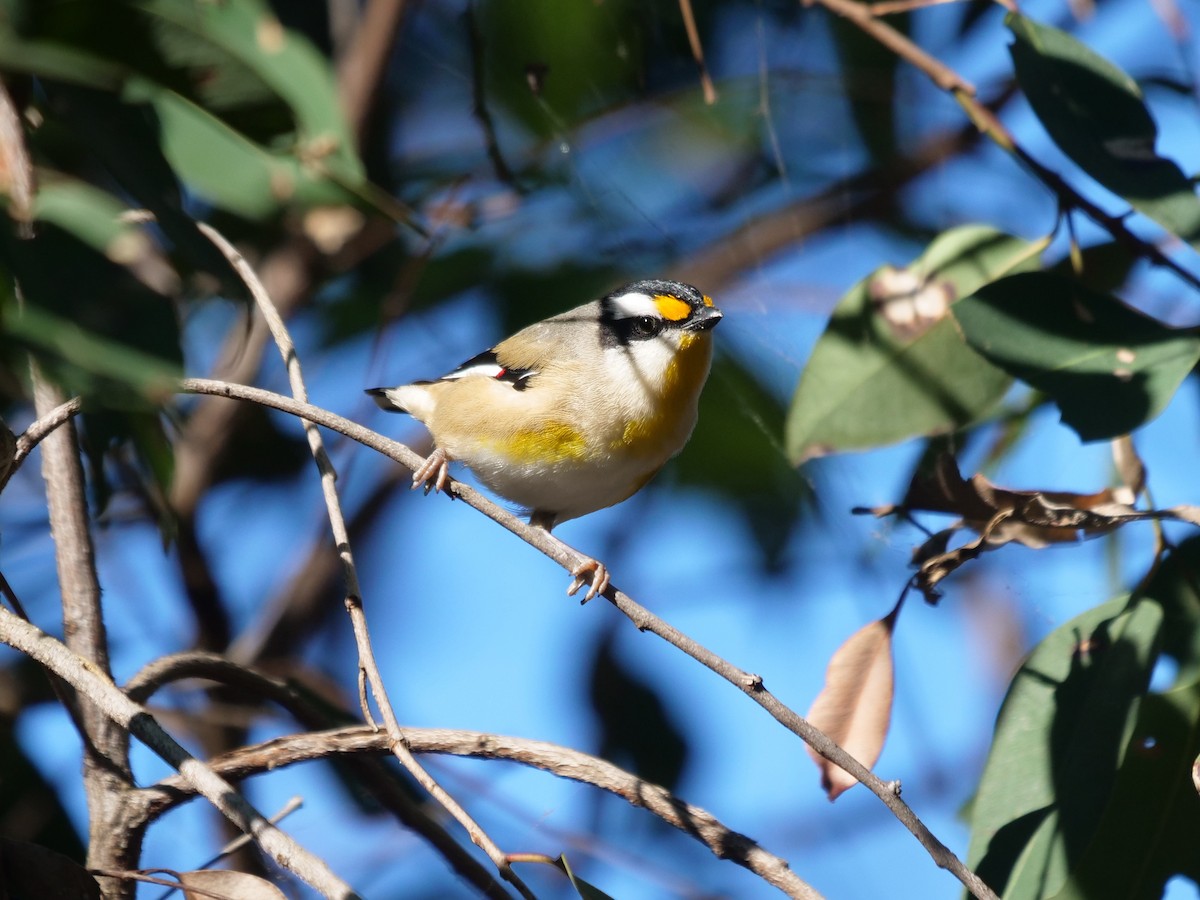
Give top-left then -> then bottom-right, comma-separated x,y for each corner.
172,376 -> 998,900
808,0 -> 1200,296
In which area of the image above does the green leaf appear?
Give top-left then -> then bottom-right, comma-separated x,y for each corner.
1049,686 -> 1200,900
1040,536 -> 1200,897
966,596 -> 1163,897
134,0 -> 362,182
1007,14 -> 1200,248
0,224 -> 182,404
952,272 -> 1200,442
830,12 -> 904,167
477,0 -> 640,138
558,854 -> 616,900
34,175 -> 181,293
6,303 -> 180,402
0,0 -> 365,221
1140,535 -> 1200,686
786,225 -> 1040,463
34,176 -> 139,254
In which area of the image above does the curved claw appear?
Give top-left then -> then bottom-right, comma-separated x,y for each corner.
567,557 -> 610,603
411,448 -> 450,495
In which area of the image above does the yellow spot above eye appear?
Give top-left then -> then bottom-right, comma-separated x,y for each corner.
654,294 -> 692,322
702,294 -> 713,308
495,423 -> 587,462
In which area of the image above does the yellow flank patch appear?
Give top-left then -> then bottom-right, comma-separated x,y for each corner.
499,422 -> 587,463
654,294 -> 692,322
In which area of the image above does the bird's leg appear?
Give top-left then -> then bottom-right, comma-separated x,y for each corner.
530,511 -> 609,603
411,447 -> 451,495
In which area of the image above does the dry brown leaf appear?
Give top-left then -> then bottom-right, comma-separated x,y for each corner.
866,454 -> 1200,600
806,605 -> 898,800
181,868 -> 287,900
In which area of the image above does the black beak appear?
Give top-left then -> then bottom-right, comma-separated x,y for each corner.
686,305 -> 723,332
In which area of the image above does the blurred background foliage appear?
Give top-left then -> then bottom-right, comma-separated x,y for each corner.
1,0 -> 1200,897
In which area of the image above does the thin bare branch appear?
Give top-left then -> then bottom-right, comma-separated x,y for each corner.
147,726 -> 822,900
466,1 -> 518,188
0,75 -> 34,236
124,651 -> 513,899
195,224 -> 533,899
808,0 -> 1200,296
679,0 -> 718,104
0,394 -> 83,495
336,0 -> 409,145
173,376 -> 996,900
0,605 -> 359,899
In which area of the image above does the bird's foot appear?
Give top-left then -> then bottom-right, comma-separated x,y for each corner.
411,448 -> 450,495
567,557 -> 610,603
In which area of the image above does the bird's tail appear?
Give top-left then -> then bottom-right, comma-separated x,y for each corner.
365,387 -> 409,414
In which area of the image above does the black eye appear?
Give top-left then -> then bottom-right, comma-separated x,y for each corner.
631,315 -> 662,338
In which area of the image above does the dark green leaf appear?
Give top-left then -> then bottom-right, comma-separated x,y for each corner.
0,0 -> 365,221
1007,13 -> 1200,247
559,854 -> 616,900
1140,534 -> 1200,686
477,0 -> 641,138
786,225 -> 1039,463
1048,687 -> 1200,900
1049,240 -> 1140,296
830,11 -> 904,167
1029,536 -> 1200,898
39,85 -> 234,279
0,223 -> 182,404
952,271 -> 1200,441
966,595 -> 1163,897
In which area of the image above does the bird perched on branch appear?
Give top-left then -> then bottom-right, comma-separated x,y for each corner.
367,279 -> 722,601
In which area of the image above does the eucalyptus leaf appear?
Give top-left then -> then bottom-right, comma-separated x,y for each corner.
966,596 -> 1163,897
1049,686 -> 1200,899
1007,14 -> 1200,248
786,225 -> 1039,463
952,272 -> 1200,441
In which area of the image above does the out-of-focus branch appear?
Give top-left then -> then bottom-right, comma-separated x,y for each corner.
145,725 -> 822,900
466,2 -> 518,188
30,369 -> 136,896
0,605 -> 360,900
678,0 -> 718,104
668,108 -> 1010,292
172,376 -> 997,900
196,224 -> 534,899
337,0 -> 409,145
807,0 -> 1200,295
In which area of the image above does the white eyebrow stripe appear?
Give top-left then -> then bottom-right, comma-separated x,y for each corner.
444,362 -> 506,380
608,291 -> 661,318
